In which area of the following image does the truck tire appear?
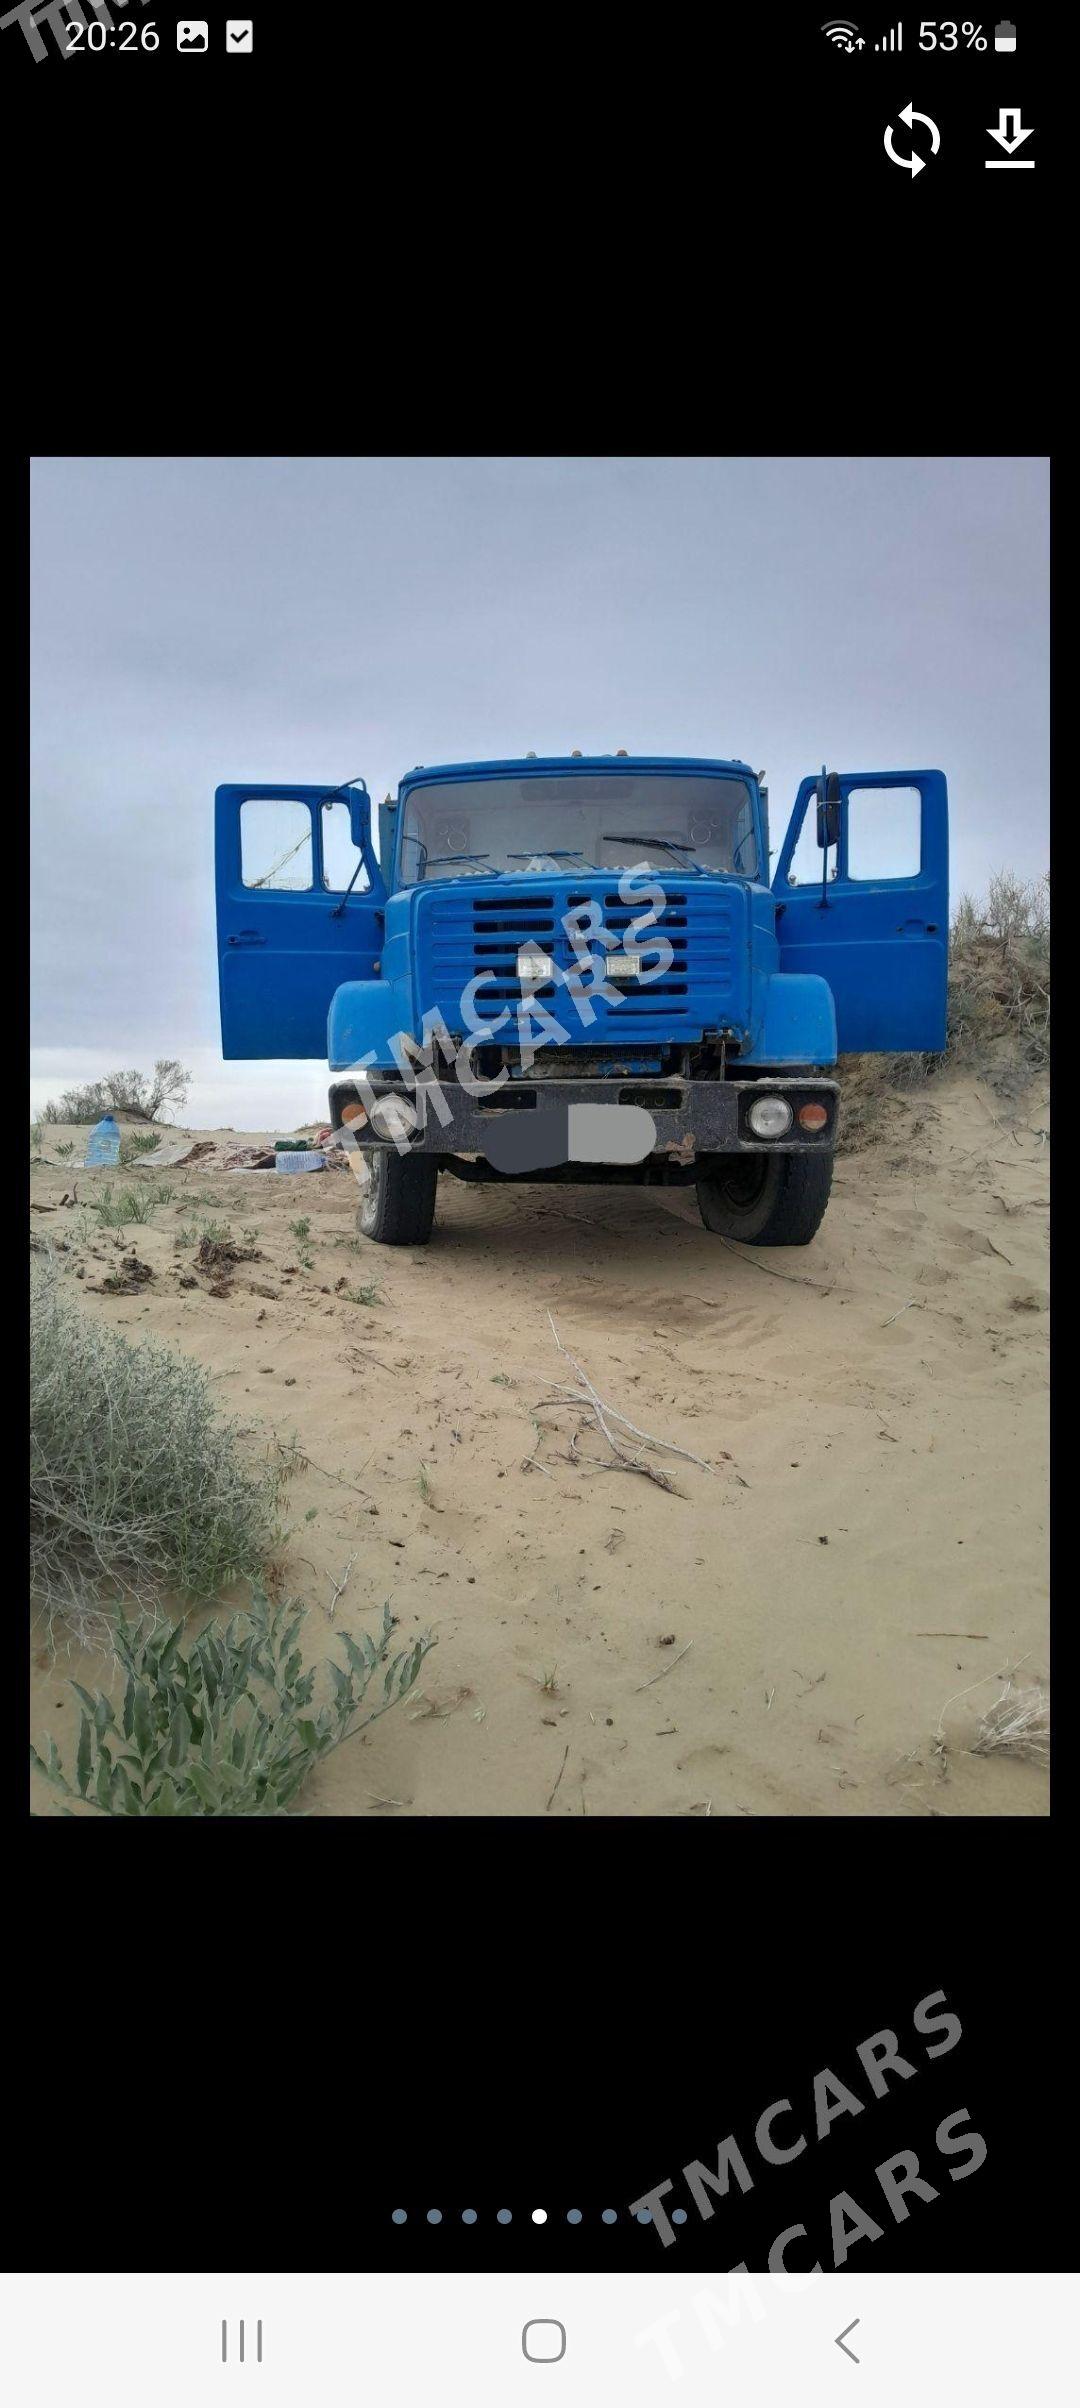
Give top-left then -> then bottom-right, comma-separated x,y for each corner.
357,1148 -> 438,1246
696,1151 -> 833,1246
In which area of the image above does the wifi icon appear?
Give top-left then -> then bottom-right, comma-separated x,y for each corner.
821,17 -> 864,46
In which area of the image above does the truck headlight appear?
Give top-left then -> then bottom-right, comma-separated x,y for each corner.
518,947 -> 556,982
747,1095 -> 794,1138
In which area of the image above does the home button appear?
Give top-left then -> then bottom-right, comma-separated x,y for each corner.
522,2321 -> 566,2363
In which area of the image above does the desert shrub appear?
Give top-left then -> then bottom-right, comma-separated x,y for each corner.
949,891 -> 983,953
41,1060 -> 191,1124
30,1260 -> 282,1630
945,874 -> 1049,1079
30,1587 -> 433,1816
982,869 -> 1050,956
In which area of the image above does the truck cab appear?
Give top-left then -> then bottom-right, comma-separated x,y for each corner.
215,755 -> 948,1247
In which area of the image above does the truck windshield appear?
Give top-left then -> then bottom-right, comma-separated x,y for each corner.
399,773 -> 759,882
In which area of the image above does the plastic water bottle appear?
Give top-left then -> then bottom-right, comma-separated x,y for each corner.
85,1113 -> 121,1167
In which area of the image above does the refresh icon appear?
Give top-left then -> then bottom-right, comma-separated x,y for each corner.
884,101 -> 942,176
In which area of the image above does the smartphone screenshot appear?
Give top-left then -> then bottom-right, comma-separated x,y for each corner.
15,4 -> 1060,2396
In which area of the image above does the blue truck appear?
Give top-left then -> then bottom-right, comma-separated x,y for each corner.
216,755 -> 947,1248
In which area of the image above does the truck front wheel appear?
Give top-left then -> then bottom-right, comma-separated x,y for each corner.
357,1148 -> 438,1246
696,1151 -> 833,1246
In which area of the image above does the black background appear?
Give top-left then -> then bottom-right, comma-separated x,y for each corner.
314,1845 -> 1056,2271
8,3 -> 1053,390
22,1823 -> 1062,2271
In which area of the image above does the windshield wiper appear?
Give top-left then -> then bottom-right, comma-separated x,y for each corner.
425,852 -> 491,868
602,833 -> 708,870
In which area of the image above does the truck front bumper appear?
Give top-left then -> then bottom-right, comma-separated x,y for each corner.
329,1076 -> 839,1170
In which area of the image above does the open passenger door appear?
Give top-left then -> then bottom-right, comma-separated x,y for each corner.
773,769 -> 948,1052
215,783 -> 385,1059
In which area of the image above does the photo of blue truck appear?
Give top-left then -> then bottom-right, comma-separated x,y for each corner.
217,754 -> 948,1248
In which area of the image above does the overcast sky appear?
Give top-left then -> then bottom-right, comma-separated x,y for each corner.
31,455 -> 1049,1129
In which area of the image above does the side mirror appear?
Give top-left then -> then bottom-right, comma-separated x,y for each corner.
326,782 -> 387,912
816,773 -> 842,850
346,787 -> 374,855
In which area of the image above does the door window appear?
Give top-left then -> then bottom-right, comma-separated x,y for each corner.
321,796 -> 370,893
845,785 -> 922,880
240,798 -> 314,891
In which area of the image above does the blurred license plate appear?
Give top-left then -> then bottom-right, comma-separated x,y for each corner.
606,952 -> 642,978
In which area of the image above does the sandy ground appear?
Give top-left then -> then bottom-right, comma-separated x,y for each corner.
29,1069 -> 1049,1817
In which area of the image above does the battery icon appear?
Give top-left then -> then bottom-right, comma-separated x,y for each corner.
994,19 -> 1017,48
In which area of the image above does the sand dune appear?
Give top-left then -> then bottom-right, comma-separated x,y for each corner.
29,1067 -> 1049,1817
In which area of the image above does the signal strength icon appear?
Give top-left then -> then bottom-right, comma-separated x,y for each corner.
875,20 -> 903,46
821,19 -> 865,48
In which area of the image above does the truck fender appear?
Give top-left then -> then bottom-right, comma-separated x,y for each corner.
328,978 -> 402,1072
745,972 -> 837,1066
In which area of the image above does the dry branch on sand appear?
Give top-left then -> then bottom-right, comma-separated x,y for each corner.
932,1659 -> 1049,1776
635,1640 -> 694,1691
530,1314 -> 718,1493
973,1678 -> 1049,1768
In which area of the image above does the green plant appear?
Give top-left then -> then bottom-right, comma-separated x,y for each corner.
55,1140 -> 75,1161
417,1464 -> 433,1504
90,1184 -> 163,1229
30,1261 -> 282,1633
290,1216 -> 312,1241
120,1131 -> 169,1167
343,1282 -> 382,1306
89,1185 -> 128,1230
30,1586 -> 433,1816
491,1372 -> 512,1387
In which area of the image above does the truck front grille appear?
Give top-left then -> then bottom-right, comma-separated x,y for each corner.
419,879 -> 745,1046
